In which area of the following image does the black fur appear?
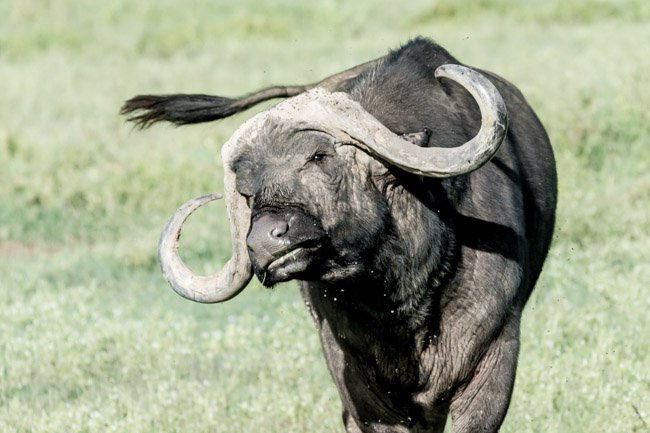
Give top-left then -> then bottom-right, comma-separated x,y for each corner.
125,37 -> 557,433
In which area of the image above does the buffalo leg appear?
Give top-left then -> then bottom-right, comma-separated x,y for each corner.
449,318 -> 520,433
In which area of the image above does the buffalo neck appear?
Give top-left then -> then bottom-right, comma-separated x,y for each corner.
299,186 -> 459,389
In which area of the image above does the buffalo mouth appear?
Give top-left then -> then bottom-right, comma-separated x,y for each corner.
258,241 -> 323,286
265,245 -> 314,282
246,206 -> 327,286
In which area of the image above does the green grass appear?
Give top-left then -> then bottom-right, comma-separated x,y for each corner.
1,1 -> 649,432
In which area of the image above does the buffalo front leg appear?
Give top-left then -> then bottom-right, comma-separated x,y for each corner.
449,318 -> 520,433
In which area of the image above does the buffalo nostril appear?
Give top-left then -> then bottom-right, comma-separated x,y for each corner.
271,221 -> 289,238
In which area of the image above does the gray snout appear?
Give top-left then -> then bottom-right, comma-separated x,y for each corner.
246,213 -> 291,270
246,208 -> 326,284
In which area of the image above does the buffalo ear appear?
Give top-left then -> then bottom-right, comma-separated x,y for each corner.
399,128 -> 432,147
231,156 -> 256,198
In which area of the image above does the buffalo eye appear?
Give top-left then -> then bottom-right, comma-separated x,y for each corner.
309,152 -> 328,163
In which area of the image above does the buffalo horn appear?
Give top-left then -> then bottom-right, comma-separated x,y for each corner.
309,64 -> 509,178
157,138 -> 253,303
374,64 -> 508,177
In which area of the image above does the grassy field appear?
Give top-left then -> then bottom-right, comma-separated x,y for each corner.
1,1 -> 649,432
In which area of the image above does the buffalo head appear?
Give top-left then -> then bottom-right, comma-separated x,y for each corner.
157,64 -> 508,301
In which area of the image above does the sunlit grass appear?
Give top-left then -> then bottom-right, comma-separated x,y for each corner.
1,1 -> 648,432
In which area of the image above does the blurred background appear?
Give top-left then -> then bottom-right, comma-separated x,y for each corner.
1,1 -> 648,432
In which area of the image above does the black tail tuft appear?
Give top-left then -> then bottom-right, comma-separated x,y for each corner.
121,58 -> 380,129
120,94 -> 239,129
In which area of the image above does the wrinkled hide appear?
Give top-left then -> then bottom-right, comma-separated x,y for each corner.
124,37 -> 557,433
230,41 -> 556,432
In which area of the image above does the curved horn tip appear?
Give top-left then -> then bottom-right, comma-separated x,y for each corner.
158,192 -> 251,304
435,62 -> 509,159
341,62 -> 509,178
433,63 -> 473,80
433,63 -> 508,120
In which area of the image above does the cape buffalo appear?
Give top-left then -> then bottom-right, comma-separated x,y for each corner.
122,37 -> 557,433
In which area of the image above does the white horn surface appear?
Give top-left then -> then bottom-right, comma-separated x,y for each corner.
158,191 -> 252,303
273,64 -> 509,178
157,128 -> 255,303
